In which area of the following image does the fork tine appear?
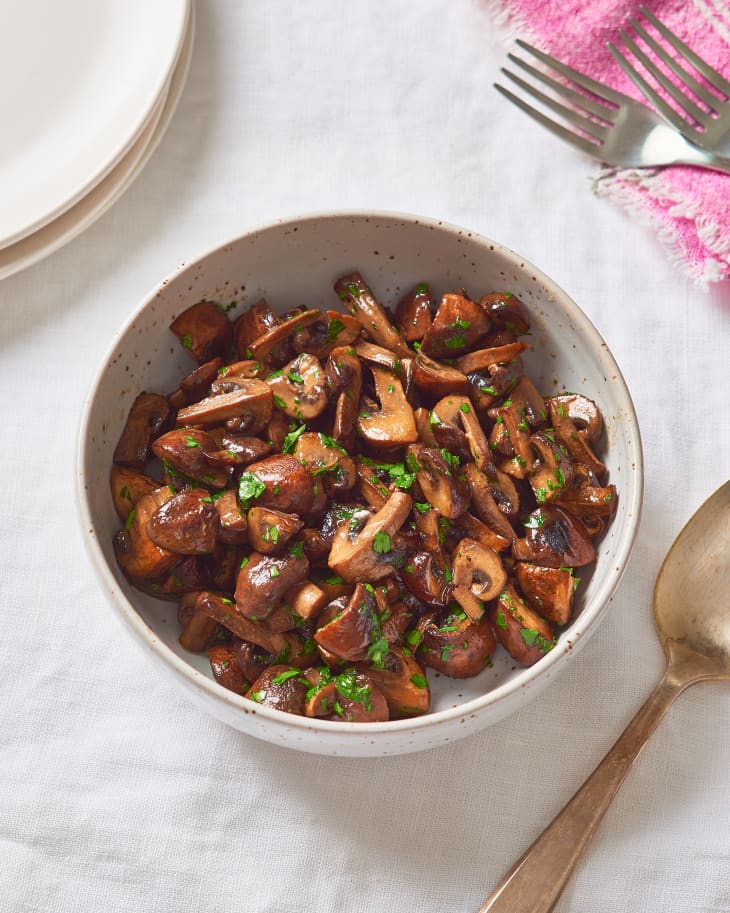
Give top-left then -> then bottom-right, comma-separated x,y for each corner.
494,83 -> 601,157
514,39 -> 631,106
639,5 -> 730,96
620,25 -> 707,125
608,39 -> 696,137
631,17 -> 723,112
507,53 -> 618,122
500,67 -> 609,141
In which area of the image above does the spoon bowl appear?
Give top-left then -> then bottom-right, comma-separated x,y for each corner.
480,481 -> 730,913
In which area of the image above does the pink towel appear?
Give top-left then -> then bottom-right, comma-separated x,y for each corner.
486,0 -> 730,286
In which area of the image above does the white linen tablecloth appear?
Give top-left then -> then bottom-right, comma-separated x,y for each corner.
1,2 -> 729,911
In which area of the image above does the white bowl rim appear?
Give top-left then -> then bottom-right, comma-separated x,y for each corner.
76,208 -> 644,739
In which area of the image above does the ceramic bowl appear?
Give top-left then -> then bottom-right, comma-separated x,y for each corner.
77,211 -> 643,756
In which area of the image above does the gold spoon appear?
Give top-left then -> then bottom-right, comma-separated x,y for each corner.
479,481 -> 730,913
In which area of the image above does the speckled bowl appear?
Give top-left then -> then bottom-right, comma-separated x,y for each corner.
77,211 -> 643,756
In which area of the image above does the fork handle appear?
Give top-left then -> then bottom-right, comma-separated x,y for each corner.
476,669 -> 687,913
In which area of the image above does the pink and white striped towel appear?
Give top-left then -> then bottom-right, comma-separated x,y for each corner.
486,0 -> 730,286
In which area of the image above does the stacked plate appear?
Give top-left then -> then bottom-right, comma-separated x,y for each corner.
0,0 -> 195,280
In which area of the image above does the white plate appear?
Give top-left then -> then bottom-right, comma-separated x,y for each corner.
0,0 -> 190,248
0,6 -> 195,281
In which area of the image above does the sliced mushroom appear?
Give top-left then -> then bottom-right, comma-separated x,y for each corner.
176,379 -> 272,430
294,432 -> 356,496
467,357 -> 524,411
246,665 -> 308,714
246,507 -> 304,554
420,293 -> 489,358
357,646 -> 430,718
113,393 -> 170,469
491,401 -> 535,479
451,538 -> 507,618
196,591 -> 301,659
513,506 -> 596,567
234,550 -> 310,619
395,282 -> 434,342
303,668 -> 389,722
548,395 -> 606,478
172,357 -> 224,408
147,488 -> 220,554
110,466 -> 159,521
170,300 -> 234,363
479,292 -> 531,335
233,300 -> 281,360
325,345 -> 362,447
356,365 -> 417,447
206,433 -> 273,468
291,310 -> 361,358
113,487 -> 178,579
455,512 -> 511,554
455,341 -> 529,375
285,580 -> 328,620
412,446 -> 469,520
529,431 -> 574,504
514,562 -> 575,625
267,353 -> 328,421
463,464 -> 516,543
413,351 -> 471,397
491,583 -> 555,666
213,489 -> 248,545
401,551 -> 451,607
314,583 -> 383,662
328,491 -> 413,583
556,483 -> 618,522
421,606 -> 497,677
151,428 -> 230,488
334,271 -> 410,357
248,309 -> 322,361
179,608 -> 220,653
241,454 -> 315,515
414,505 -> 440,552
208,544 -> 245,592
209,643 -> 249,694
432,395 -> 496,475
210,359 -> 264,394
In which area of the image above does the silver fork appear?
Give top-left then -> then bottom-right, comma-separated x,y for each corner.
608,5 -> 730,155
495,39 -> 730,172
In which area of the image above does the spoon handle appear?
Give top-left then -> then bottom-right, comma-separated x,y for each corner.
477,670 -> 687,913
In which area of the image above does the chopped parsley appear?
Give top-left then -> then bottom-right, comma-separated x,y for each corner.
372,530 -> 392,554
271,669 -> 301,685
282,423 -> 307,454
238,472 -> 266,507
410,674 -> 429,689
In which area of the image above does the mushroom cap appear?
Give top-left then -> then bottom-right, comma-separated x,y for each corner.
234,550 -> 310,619
176,379 -> 272,429
513,506 -> 596,568
420,293 -> 490,358
113,487 -> 178,580
268,352 -> 328,421
246,665 -> 308,715
170,300 -> 234,363
356,365 -> 417,447
491,584 -> 555,667
113,393 -> 170,469
421,608 -> 497,678
242,453 -> 315,516
146,488 -> 220,555
314,583 -> 380,662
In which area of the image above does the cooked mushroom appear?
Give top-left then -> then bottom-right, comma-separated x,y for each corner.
491,583 -> 555,666
210,359 -> 265,393
421,606 -> 497,677
292,310 -> 361,358
234,550 -> 310,619
233,300 -> 281,361
146,488 -> 220,554
490,401 -> 535,479
248,309 -> 322,362
357,365 -> 417,447
556,483 -> 618,523
285,580 -> 328,620
467,357 -> 524,411
151,428 -> 230,488
325,345 -> 362,447
113,487 -> 178,579
266,352 -> 328,422
413,351 -> 471,397
420,293 -> 489,358
357,646 -> 430,718
246,665 -> 308,714
456,510 -> 511,555
328,491 -> 413,583
395,282 -> 434,342
314,583 -> 384,662
548,394 -> 606,478
529,431 -> 574,504
240,454 -> 315,515
176,379 -> 272,430
178,593 -> 221,652
294,432 -> 356,496
334,271 -> 411,357
110,466 -> 159,521
213,490 -> 248,545
463,464 -> 516,543
170,300 -> 233,363
209,643 -> 249,694
479,292 -> 531,335
432,395 -> 496,476
170,357 -> 223,408
412,446 -> 469,520
113,393 -> 170,469
400,551 -> 451,607
246,507 -> 304,554
513,506 -> 596,567
303,668 -> 389,722
451,538 -> 507,620
514,562 -> 575,625
455,341 -> 528,375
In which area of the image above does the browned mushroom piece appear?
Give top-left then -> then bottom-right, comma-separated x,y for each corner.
170,300 -> 233,363
171,357 -> 224,407
303,668 -> 390,722
463,465 -> 516,543
246,665 -> 308,714
234,550 -> 310,619
151,428 -> 230,488
548,394 -> 607,478
479,292 -> 531,335
178,607 -> 220,652
314,583 -> 383,662
110,466 -> 159,521
513,506 -> 596,568
401,551 -> 451,607
206,433 -> 273,469
235,640 -> 275,683
334,271 -> 411,358
355,460 -> 389,510
556,483 -> 618,524
413,505 -> 440,551
212,490 -> 248,545
352,340 -> 406,374
514,562 -> 575,625
420,292 -> 490,358
246,507 -> 304,554
467,357 -> 524,412
113,393 -> 170,469
240,454 -> 315,515
291,310 -> 362,358
412,446 -> 469,520
356,365 -> 417,447
490,401 -> 535,479
380,597 -> 414,644
266,352 -> 328,422
451,538 -> 507,621
146,488 -> 220,554
285,580 -> 328,620
357,646 -> 430,718
491,583 -> 555,666
455,341 -> 529,375
248,309 -> 322,362
413,351 -> 471,397
529,431 -> 574,504
327,491 -> 413,583
175,378 -> 273,431
395,282 -> 434,342
209,643 -> 249,694
324,345 -> 362,447
432,395 -> 496,476
420,606 -> 497,677
210,359 -> 265,390
293,432 -> 356,496
456,511 -> 511,555
233,300 -> 281,360
490,469 -> 521,519
113,487 -> 178,579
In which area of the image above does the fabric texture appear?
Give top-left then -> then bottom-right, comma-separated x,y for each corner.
485,0 -> 730,286
1,2 -> 729,912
